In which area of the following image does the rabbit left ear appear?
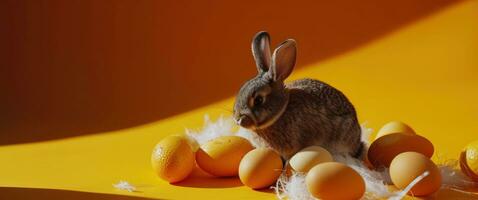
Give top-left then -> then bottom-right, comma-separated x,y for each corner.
251,31 -> 272,74
270,39 -> 297,82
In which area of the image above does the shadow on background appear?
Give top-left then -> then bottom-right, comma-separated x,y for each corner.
0,187 -> 162,200
0,0 -> 462,144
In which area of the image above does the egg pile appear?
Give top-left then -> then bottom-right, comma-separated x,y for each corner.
367,121 -> 442,196
151,134 -> 286,187
151,120 -> 478,199
368,121 -> 434,168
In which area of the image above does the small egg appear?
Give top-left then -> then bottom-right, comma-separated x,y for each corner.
289,146 -> 333,173
151,135 -> 195,183
368,133 -> 434,167
306,162 -> 365,200
239,148 -> 283,189
196,136 -> 254,177
459,140 -> 478,181
390,152 -> 441,196
376,121 -> 416,139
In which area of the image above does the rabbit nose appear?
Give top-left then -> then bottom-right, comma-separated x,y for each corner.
237,114 -> 254,128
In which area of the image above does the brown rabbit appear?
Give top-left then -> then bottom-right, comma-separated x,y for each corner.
233,31 -> 363,159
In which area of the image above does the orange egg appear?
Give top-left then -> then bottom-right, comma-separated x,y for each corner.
368,133 -> 434,167
389,152 -> 441,196
306,162 -> 365,200
239,148 -> 283,189
375,121 -> 416,139
151,135 -> 195,183
459,140 -> 478,181
196,136 -> 254,177
289,146 -> 333,173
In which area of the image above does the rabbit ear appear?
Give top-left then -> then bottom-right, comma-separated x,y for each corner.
251,31 -> 272,74
270,39 -> 297,82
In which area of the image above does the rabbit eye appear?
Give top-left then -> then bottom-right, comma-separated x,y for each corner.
253,96 -> 264,107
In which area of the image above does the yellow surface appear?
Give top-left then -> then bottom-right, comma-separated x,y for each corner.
1,1 -> 477,199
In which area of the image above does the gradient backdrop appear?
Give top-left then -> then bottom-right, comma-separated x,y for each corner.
1,0 -> 478,199
0,0 -> 463,144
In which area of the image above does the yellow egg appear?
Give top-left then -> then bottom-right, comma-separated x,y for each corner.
459,140 -> 478,181
368,133 -> 434,167
151,135 -> 195,183
196,136 -> 254,177
390,152 -> 442,196
306,162 -> 365,200
289,146 -> 333,173
239,148 -> 283,189
376,121 -> 416,139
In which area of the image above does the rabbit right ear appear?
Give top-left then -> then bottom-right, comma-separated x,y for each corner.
251,31 -> 272,74
270,39 -> 296,82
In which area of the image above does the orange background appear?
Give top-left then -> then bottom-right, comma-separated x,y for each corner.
0,0 -> 461,144
1,0 -> 478,199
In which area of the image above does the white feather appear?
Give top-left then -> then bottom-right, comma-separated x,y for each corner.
113,180 -> 136,192
185,115 -> 267,148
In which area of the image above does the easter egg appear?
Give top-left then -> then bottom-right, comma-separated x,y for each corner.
239,148 -> 283,189
306,162 -> 365,200
390,152 -> 441,196
289,146 -> 333,173
151,135 -> 195,183
376,121 -> 416,139
459,140 -> 478,181
368,133 -> 434,167
196,136 -> 254,177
